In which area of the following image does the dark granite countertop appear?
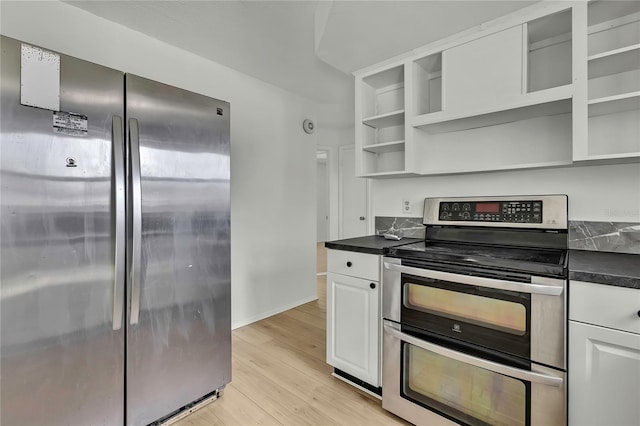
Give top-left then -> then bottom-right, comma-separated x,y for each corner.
324,235 -> 423,255
569,250 -> 640,289
326,240 -> 640,288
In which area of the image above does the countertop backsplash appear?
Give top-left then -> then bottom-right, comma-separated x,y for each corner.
376,218 -> 640,255
569,221 -> 640,255
375,217 -> 425,238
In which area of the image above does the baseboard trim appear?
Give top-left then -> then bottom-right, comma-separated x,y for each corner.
232,294 -> 318,330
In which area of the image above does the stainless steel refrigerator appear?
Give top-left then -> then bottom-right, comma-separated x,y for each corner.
0,36 -> 231,425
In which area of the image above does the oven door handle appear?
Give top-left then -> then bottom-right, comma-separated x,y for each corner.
383,262 -> 564,296
384,321 -> 564,387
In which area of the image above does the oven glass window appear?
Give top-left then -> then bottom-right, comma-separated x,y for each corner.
406,283 -> 527,335
403,343 -> 527,426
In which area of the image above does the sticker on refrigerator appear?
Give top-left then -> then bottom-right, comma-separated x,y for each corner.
21,43 -> 60,111
53,111 -> 88,136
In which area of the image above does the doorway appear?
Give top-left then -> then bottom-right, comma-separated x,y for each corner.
316,147 -> 331,275
339,145 -> 368,239
317,150 -> 329,243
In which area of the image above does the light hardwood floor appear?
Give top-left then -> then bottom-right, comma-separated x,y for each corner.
176,246 -> 407,426
317,242 -> 327,274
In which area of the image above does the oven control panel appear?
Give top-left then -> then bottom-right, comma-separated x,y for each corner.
438,200 -> 543,223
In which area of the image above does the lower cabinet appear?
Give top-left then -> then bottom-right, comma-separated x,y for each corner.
569,321 -> 640,426
568,280 -> 640,426
326,249 -> 380,388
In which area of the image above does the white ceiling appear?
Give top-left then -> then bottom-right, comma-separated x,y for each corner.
65,1 -> 536,106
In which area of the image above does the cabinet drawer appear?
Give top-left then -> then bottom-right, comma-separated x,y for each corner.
327,250 -> 380,281
570,280 -> 640,335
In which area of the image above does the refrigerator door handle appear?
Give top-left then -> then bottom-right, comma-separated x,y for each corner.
112,116 -> 125,331
129,118 -> 142,325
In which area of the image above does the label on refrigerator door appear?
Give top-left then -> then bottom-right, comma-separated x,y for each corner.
53,111 -> 88,136
21,44 -> 60,111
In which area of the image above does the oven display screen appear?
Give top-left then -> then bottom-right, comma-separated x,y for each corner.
438,200 -> 544,223
475,203 -> 500,213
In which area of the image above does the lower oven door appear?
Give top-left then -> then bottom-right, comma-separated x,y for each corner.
382,320 -> 565,426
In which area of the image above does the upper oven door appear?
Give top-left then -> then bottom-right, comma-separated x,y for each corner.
383,258 -> 567,369
404,266 -> 531,361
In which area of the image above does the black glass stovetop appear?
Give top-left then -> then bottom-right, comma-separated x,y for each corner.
387,240 -> 568,278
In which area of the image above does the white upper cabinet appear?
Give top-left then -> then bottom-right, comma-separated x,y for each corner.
443,25 -> 524,112
354,1 -> 639,178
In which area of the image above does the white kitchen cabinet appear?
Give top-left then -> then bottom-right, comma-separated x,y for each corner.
354,2 -> 577,177
568,280 -> 640,426
443,25 -> 524,112
354,1 -> 640,178
326,249 -> 381,388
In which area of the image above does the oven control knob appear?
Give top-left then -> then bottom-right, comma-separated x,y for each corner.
346,261 -> 352,267
462,212 -> 470,220
370,283 -> 376,289
440,211 -> 449,220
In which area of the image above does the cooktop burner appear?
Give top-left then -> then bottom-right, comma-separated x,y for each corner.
387,241 -> 568,278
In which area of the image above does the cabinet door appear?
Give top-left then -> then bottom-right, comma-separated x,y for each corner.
443,25 -> 524,111
569,321 -> 640,426
326,272 -> 380,386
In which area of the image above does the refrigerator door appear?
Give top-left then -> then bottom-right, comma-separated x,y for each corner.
125,74 -> 231,425
0,37 -> 125,425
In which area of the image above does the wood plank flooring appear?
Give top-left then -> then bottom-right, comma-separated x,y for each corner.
317,242 -> 327,274
176,272 -> 408,426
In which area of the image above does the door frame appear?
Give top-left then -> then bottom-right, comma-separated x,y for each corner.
338,145 -> 371,239
316,145 -> 336,241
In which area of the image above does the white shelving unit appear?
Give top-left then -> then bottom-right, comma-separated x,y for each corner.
353,1 -> 639,178
583,0 -> 640,160
356,63 -> 408,177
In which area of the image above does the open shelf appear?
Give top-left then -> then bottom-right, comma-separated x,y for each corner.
362,109 -> 404,129
413,53 -> 442,115
418,160 -> 575,176
362,66 -> 404,89
413,85 -> 572,134
413,111 -> 572,175
588,44 -> 640,79
359,171 -> 417,179
526,8 -> 572,93
362,140 -> 405,154
588,1 -> 640,56
589,92 -> 640,117
361,65 -> 405,120
586,1 -> 640,162
575,152 -> 640,162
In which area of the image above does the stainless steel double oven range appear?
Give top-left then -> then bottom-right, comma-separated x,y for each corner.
382,195 -> 568,426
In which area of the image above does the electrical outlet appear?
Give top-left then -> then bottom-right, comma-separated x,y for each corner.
402,199 -> 412,214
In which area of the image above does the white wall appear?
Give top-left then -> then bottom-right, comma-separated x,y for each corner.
0,0 -> 318,329
371,163 -> 640,226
